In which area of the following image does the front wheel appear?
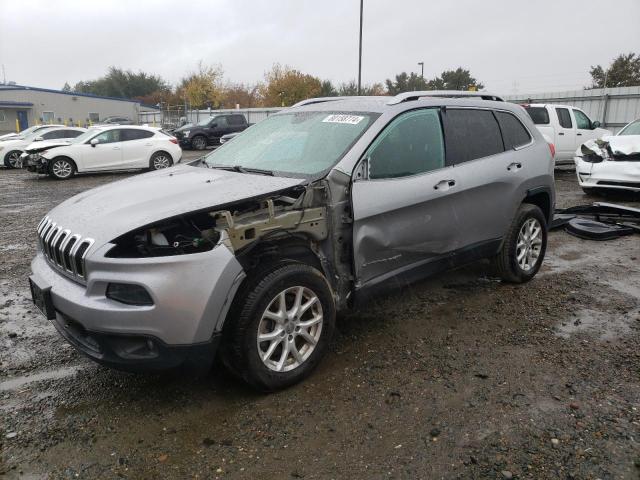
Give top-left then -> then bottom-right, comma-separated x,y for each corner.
492,203 -> 547,283
4,150 -> 22,168
191,135 -> 207,150
149,151 -> 173,170
48,157 -> 75,180
221,262 -> 336,391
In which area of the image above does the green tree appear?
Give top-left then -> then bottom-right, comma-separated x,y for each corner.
338,80 -> 385,96
589,53 -> 640,88
72,66 -> 170,99
319,80 -> 338,97
385,72 -> 429,95
61,82 -> 72,92
259,64 -> 322,107
427,68 -> 484,91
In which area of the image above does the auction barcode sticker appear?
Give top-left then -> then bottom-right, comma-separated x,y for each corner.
322,114 -> 364,125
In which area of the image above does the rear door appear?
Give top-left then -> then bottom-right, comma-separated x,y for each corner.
440,108 -> 521,249
554,107 -> 576,161
351,108 -> 460,287
120,129 -> 155,168
81,129 -> 124,171
228,114 -> 247,133
210,116 -> 230,143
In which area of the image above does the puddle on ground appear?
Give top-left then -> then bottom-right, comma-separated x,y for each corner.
0,365 -> 83,392
556,307 -> 639,341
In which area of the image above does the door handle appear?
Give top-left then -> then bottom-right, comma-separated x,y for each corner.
558,132 -> 564,136
507,162 -> 522,171
112,147 -> 121,150
577,133 -> 583,136
145,143 -> 153,146
434,179 -> 456,190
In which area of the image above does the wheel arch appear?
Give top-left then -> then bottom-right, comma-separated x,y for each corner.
522,186 -> 553,224
49,155 -> 78,172
149,150 -> 174,166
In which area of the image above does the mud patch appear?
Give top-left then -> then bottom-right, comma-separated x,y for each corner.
556,307 -> 639,340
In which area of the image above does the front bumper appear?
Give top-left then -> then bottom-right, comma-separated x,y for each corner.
30,243 -> 245,370
575,157 -> 640,192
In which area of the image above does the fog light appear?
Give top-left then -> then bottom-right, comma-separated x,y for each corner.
106,283 -> 154,306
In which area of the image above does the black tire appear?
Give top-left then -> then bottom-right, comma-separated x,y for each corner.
492,203 -> 547,283
4,150 -> 22,168
149,151 -> 173,171
48,157 -> 76,180
582,187 -> 598,196
221,262 -> 336,391
191,135 -> 207,151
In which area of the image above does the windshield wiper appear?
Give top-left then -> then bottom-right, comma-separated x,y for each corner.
206,164 -> 273,176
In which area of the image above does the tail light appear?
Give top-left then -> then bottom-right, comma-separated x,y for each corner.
548,143 -> 555,158
169,138 -> 178,144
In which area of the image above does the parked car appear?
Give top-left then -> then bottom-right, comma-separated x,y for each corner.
27,126 -> 181,179
173,113 -> 251,150
522,104 -> 611,164
20,129 -> 88,169
0,124 -> 67,142
99,116 -> 135,125
29,94 -> 554,390
574,118 -> 640,194
219,131 -> 241,144
1,127 -> 86,168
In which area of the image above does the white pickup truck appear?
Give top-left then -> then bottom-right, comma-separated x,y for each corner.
522,104 -> 611,164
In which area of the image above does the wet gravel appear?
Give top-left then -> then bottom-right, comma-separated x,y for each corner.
1,158 -> 639,479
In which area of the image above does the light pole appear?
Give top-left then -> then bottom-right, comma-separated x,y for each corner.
357,0 -> 363,95
418,62 -> 424,79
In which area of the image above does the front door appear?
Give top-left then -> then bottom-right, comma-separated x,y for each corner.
81,129 -> 124,171
351,108 -> 459,288
572,108 -> 599,147
17,111 -> 28,130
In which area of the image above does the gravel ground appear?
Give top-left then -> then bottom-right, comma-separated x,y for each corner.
1,155 -> 639,479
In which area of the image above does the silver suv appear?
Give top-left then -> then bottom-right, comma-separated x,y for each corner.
29,92 -> 555,390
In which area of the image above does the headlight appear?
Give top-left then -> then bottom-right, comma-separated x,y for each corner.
182,131 -> 190,137
106,216 -> 220,258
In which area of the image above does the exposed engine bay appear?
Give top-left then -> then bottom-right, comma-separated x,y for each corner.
580,136 -> 640,162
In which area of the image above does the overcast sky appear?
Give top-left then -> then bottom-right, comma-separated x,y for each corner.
1,0 -> 639,95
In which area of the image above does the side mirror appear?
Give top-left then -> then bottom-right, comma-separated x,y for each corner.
90,138 -> 99,147
592,120 -> 601,129
34,136 -> 44,142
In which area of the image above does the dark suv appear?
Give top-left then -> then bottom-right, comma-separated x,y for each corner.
173,113 -> 250,150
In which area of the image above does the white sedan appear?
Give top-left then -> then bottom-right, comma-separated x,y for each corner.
36,125 -> 182,180
1,126 -> 85,168
575,118 -> 640,194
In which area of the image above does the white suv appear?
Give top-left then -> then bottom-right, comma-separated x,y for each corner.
33,126 -> 182,179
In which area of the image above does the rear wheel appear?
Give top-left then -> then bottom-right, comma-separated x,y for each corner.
4,150 -> 22,168
191,135 -> 207,150
149,151 -> 173,170
48,157 -> 75,180
221,262 -> 335,391
492,203 -> 547,283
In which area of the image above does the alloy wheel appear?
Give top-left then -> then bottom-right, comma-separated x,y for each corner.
257,286 -> 323,372
516,218 -> 542,272
7,151 -> 21,167
52,160 -> 72,179
153,155 -> 171,169
192,137 -> 206,150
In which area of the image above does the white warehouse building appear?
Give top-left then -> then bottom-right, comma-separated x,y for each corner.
0,84 -> 153,134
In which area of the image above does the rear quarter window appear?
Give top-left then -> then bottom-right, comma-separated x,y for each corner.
495,111 -> 531,149
523,107 -> 550,125
442,109 -> 505,165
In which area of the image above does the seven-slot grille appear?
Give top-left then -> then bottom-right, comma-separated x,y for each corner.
37,216 -> 94,281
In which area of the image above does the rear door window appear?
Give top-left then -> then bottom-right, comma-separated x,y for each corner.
523,107 -> 550,125
228,115 -> 245,126
555,108 -> 573,129
442,109 -> 504,165
122,129 -> 154,141
367,108 -> 445,179
495,111 -> 532,149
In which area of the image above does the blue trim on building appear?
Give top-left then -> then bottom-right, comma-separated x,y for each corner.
0,84 -> 141,104
0,100 -> 34,107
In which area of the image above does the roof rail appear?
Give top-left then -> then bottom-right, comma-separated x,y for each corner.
290,96 -> 384,108
387,90 -> 503,105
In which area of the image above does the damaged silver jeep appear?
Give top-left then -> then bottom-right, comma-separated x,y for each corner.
29,93 -> 555,390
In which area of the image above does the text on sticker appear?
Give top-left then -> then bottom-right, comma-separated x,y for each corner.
322,114 -> 364,125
